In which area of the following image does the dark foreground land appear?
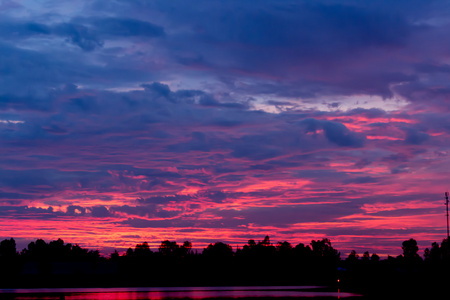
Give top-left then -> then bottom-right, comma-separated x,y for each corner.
0,265 -> 447,299
0,237 -> 449,298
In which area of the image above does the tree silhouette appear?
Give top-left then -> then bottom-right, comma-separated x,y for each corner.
203,242 -> 233,258
252,236 -> 276,258
294,242 -> 312,257
440,238 -> 450,262
346,250 -> 359,262
110,250 -> 119,260
310,238 -> 340,259
276,241 -> 293,253
48,239 -> 73,261
424,241 -> 440,263
241,239 -> 257,256
259,235 -> 272,246
1,235 -> 448,293
125,247 -> 134,257
361,251 -> 369,261
159,240 -> 179,256
0,238 -> 16,258
402,238 -> 420,261
370,253 -> 380,262
181,241 -> 192,256
134,241 -> 152,257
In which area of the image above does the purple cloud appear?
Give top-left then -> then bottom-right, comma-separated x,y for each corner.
0,0 -> 449,257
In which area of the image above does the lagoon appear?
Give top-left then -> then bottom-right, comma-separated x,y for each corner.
0,286 -> 361,299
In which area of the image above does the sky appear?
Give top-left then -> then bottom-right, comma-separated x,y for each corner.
0,0 -> 449,257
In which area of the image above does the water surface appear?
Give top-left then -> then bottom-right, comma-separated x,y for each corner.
0,286 -> 361,299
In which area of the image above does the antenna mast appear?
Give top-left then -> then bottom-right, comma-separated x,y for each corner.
446,192 -> 449,239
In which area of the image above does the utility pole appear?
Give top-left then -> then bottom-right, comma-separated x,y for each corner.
446,192 -> 449,239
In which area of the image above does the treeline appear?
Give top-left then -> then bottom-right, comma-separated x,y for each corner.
0,236 -> 449,295
0,236 -> 340,288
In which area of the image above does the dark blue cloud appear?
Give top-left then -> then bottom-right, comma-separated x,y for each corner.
138,195 -> 193,204
54,23 -> 104,51
346,108 -> 387,118
391,165 -> 410,174
141,82 -> 173,100
120,202 -> 361,229
0,17 -> 163,51
300,118 -> 365,147
0,206 -> 60,219
66,205 -> 87,216
0,21 -> 51,38
124,0 -> 427,98
90,205 -> 112,218
0,0 -> 447,102
197,94 -> 249,109
93,18 -> 164,37
322,121 -> 365,147
403,128 -> 430,145
111,205 -> 158,218
215,203 -> 360,226
343,176 -> 380,184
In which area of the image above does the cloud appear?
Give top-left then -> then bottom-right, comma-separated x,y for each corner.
138,190 -> 233,205
120,217 -> 196,229
300,118 -> 365,147
111,205 -> 157,218
0,0 -> 449,256
93,17 -> 165,37
54,23 -> 104,51
343,176 -> 380,184
0,16 -> 164,51
141,82 -> 173,100
0,20 -> 51,38
90,205 -> 112,218
66,205 -> 87,216
119,202 -> 360,229
0,206 -> 60,219
138,195 -> 193,204
123,0 -> 427,99
403,128 -> 430,145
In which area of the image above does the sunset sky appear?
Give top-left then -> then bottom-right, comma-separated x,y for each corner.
1,0 -> 449,257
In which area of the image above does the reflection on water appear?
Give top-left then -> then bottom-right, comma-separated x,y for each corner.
0,286 -> 361,299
